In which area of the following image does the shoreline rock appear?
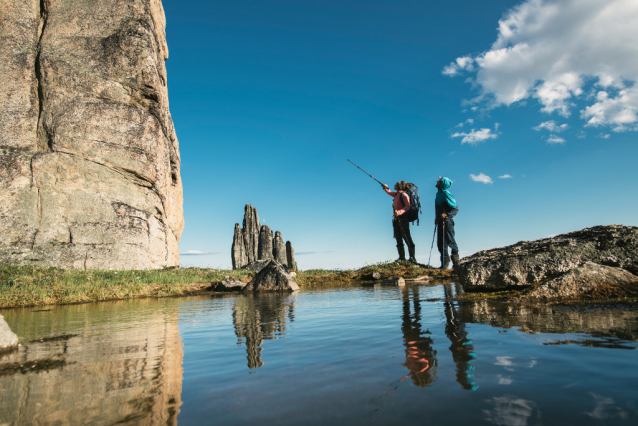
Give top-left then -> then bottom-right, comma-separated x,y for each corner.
243,260 -> 299,292
0,315 -> 19,350
457,225 -> 638,292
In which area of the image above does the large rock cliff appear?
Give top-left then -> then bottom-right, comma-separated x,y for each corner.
0,0 -> 183,269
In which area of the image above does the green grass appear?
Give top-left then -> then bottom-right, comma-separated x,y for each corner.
0,261 -> 448,309
0,265 -> 254,309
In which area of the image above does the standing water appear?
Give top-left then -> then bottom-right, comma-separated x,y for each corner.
1,282 -> 637,425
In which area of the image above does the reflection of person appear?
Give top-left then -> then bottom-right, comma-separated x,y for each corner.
400,286 -> 437,386
435,177 -> 460,270
382,181 -> 416,263
232,294 -> 295,369
443,284 -> 478,391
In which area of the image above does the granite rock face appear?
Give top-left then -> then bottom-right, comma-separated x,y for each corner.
286,241 -> 297,271
231,224 -> 248,270
521,262 -> 638,301
273,231 -> 287,266
457,225 -> 638,291
0,314 -> 19,350
241,204 -> 260,264
258,225 -> 274,261
232,204 -> 297,270
0,0 -> 183,269
243,260 -> 299,292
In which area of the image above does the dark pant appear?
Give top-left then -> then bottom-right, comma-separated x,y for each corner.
437,219 -> 458,257
394,219 -> 414,248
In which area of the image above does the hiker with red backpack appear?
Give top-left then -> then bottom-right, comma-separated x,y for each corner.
381,181 -> 420,264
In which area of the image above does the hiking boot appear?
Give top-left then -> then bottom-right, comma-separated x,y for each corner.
408,244 -> 417,264
440,254 -> 450,270
396,244 -> 406,262
451,255 -> 461,270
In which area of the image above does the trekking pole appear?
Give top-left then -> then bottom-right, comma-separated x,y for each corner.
347,159 -> 384,186
427,223 -> 436,270
442,219 -> 446,270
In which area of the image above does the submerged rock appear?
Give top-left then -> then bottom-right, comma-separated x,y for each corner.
243,260 -> 299,292
214,279 -> 247,292
0,315 -> 18,350
457,225 -> 638,291
521,262 -> 638,301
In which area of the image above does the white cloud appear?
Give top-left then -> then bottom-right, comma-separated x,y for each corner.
180,250 -> 221,256
470,173 -> 494,184
533,120 -> 568,132
452,128 -> 498,144
499,174 -> 513,179
547,134 -> 566,144
455,118 -> 475,128
443,0 -> 638,130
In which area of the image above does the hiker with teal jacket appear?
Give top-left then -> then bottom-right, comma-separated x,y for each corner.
435,177 -> 459,270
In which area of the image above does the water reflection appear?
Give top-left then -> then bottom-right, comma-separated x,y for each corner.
0,300 -> 183,425
443,284 -> 479,391
233,293 -> 296,368
400,286 -> 437,386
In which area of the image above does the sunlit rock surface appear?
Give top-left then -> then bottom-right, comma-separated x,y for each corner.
243,260 -> 299,292
457,225 -> 638,291
0,314 -> 18,350
0,0 -> 183,269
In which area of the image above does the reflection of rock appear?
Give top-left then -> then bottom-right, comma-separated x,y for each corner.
258,225 -> 274,261
232,224 -> 248,269
243,260 -> 299,292
232,204 -> 297,270
457,298 -> 638,342
382,277 -> 405,286
214,279 -> 246,292
233,293 -> 296,368
457,225 -> 638,291
0,315 -> 18,350
522,262 -> 638,301
0,300 -> 183,425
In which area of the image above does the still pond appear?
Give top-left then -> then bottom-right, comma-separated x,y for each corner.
1,282 -> 638,425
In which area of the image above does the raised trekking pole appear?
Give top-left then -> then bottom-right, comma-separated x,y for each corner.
427,223 -> 436,270
442,219 -> 446,270
347,159 -> 384,186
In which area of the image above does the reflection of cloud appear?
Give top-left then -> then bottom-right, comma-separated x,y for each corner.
586,393 -> 629,420
179,251 -> 222,256
295,251 -> 332,256
484,396 -> 540,426
498,375 -> 513,385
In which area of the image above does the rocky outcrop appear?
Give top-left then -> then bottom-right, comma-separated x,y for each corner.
231,224 -> 248,270
521,262 -> 638,301
214,279 -> 246,292
273,231 -> 287,265
0,0 -> 183,269
258,225 -> 274,261
243,260 -> 299,292
0,315 -> 18,350
382,277 -> 405,286
242,204 -> 260,264
232,204 -> 297,270
457,225 -> 638,291
286,241 -> 297,271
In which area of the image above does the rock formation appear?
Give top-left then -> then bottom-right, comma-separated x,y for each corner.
231,224 -> 248,270
243,260 -> 299,292
273,231 -> 287,265
213,278 -> 247,292
231,204 -> 297,271
258,225 -> 274,261
456,225 -> 638,291
242,204 -> 260,264
0,0 -> 183,269
286,241 -> 297,271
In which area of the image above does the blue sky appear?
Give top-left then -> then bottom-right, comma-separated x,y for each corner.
166,0 -> 638,269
